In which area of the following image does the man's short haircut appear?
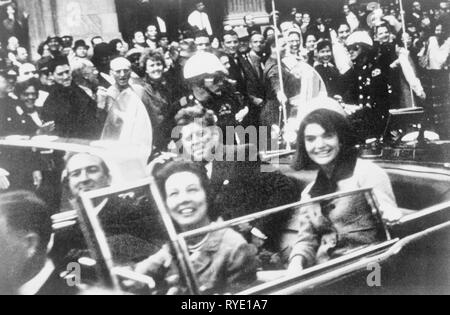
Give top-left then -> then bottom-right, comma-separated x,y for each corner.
158,33 -> 169,41
48,57 -> 70,74
250,32 -> 264,41
174,105 -> 216,128
110,56 -> 132,70
304,31 -> 317,40
46,36 -> 62,45
337,22 -> 351,30
222,30 -> 238,41
316,39 -> 332,52
63,152 -> 111,181
0,191 -> 52,252
375,22 -> 393,35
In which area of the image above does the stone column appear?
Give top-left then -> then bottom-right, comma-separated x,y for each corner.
52,0 -> 120,41
17,0 -> 57,61
18,0 -> 121,61
224,0 -> 269,27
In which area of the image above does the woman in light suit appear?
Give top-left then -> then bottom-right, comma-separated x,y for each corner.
287,98 -> 402,273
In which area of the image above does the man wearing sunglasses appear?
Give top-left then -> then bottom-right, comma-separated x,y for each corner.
182,52 -> 249,142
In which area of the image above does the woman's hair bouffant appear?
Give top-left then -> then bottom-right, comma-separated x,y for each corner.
292,109 -> 358,171
140,49 -> 167,71
155,160 -> 219,222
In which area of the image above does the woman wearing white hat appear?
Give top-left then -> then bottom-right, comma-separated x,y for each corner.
286,97 -> 402,273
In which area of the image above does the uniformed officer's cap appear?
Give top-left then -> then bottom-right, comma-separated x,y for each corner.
346,31 -> 373,48
183,52 -> 228,80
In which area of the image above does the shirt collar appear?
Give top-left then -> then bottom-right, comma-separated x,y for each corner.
19,260 -> 55,296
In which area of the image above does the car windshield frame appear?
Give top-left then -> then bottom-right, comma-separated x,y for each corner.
77,177 -> 201,294
77,181 -> 393,295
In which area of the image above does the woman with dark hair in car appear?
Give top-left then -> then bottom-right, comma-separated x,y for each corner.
135,160 -> 258,294
286,97 -> 402,273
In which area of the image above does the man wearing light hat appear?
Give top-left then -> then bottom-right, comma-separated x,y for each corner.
182,52 -> 249,137
343,31 -> 392,139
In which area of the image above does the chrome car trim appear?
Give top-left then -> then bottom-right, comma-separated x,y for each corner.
179,188 -> 378,239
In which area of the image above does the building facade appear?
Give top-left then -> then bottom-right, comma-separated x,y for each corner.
17,0 -> 436,60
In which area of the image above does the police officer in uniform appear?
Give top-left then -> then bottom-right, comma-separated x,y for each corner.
343,31 -> 392,140
181,52 -> 249,144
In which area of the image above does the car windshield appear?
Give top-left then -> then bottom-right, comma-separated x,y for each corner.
77,182 -> 389,295
176,187 -> 390,294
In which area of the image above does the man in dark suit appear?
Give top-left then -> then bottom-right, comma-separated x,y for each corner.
239,33 -> 267,128
0,191 -> 78,295
170,105 -> 302,252
41,58 -> 103,140
222,30 -> 248,97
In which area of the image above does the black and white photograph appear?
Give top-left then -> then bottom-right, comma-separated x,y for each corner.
0,0 -> 449,297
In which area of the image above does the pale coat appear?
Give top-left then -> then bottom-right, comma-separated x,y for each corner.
287,159 -> 399,267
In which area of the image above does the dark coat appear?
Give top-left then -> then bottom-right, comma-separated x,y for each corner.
201,87 -> 245,135
141,78 -> 178,151
239,53 -> 265,100
0,99 -> 43,190
0,96 -> 34,136
227,53 -> 249,97
41,83 -> 103,139
315,63 -> 345,97
208,145 -> 302,250
343,54 -> 393,138
343,55 -> 391,114
238,52 -> 266,127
